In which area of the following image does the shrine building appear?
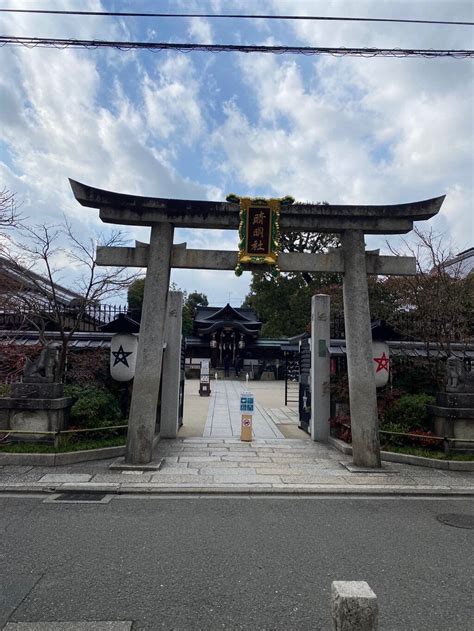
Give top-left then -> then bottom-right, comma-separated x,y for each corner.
185,303 -> 288,376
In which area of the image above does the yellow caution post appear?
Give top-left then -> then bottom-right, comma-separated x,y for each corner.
241,414 -> 253,442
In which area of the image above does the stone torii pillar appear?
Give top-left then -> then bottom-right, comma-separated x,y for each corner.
126,223 -> 173,464
342,231 -> 381,466
69,179 -> 444,467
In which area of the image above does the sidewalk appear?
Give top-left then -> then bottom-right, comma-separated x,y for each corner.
0,381 -> 472,496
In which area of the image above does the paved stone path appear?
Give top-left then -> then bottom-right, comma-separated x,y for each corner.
0,439 -> 472,494
203,380 -> 284,438
0,382 -> 472,495
266,406 -> 299,426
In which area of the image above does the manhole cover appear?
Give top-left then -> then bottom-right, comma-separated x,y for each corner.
436,513 -> 474,529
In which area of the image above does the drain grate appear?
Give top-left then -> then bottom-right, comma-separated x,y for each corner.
56,492 -> 106,501
43,492 -> 113,504
436,513 -> 474,529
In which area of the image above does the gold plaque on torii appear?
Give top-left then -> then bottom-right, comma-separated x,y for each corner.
227,194 -> 294,276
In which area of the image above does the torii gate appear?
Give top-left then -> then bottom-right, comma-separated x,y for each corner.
69,179 -> 444,468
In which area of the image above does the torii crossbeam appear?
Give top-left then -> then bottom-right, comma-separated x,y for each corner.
70,179 -> 444,468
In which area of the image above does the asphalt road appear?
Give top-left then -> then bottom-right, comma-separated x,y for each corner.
1,495 -> 472,630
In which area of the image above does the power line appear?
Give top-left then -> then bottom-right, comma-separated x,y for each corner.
0,8 -> 472,27
0,36 -> 472,58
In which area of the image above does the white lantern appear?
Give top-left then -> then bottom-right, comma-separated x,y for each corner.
110,333 -> 138,382
372,341 -> 390,388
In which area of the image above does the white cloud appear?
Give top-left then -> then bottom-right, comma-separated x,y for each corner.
187,18 -> 214,44
171,268 -> 251,307
143,55 -> 205,144
208,2 -> 473,256
0,0 -> 472,306
0,19 -> 209,222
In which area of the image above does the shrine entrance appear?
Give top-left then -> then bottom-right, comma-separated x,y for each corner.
70,178 -> 444,468
191,303 -> 260,372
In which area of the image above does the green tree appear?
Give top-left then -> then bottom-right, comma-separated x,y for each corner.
243,274 -> 314,337
127,280 -> 208,336
127,278 -> 145,319
243,231 -> 340,337
182,291 -> 208,336
185,291 -> 208,316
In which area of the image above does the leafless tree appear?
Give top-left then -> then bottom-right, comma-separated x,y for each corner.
0,218 -> 138,381
0,188 -> 22,251
0,188 -> 22,225
388,226 -> 474,357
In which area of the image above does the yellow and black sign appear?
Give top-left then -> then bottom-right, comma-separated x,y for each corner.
227,194 -> 294,276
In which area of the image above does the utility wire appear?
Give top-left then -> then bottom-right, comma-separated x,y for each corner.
0,36 -> 472,58
0,8 -> 472,27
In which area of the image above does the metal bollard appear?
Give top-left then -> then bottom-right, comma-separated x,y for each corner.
331,581 -> 378,631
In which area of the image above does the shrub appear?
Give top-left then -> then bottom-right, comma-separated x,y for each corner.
377,388 -> 405,418
382,393 -> 435,431
379,421 -> 410,447
0,344 -> 42,383
330,415 -> 351,442
0,384 -> 11,398
64,384 -> 122,428
330,374 -> 350,406
66,349 -> 109,385
408,428 -> 439,448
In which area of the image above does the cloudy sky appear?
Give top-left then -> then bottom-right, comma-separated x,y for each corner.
0,0 -> 473,306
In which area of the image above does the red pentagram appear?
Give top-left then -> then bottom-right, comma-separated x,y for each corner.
373,352 -> 390,373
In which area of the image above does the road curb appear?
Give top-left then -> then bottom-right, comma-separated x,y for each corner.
1,483 -> 473,497
328,437 -> 474,471
0,435 -> 161,466
0,446 -> 125,466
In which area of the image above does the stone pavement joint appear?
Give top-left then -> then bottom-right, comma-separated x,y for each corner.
203,380 -> 284,438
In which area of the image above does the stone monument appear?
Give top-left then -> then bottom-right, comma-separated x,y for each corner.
0,344 -> 73,439
427,355 -> 474,451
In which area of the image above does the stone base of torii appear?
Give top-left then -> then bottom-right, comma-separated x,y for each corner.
69,179 -> 444,468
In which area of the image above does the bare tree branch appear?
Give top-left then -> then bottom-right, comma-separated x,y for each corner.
386,228 -> 473,368
0,188 -> 23,229
0,218 -> 138,380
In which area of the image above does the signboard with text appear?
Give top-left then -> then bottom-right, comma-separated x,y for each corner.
199,359 -> 211,397
228,194 -> 293,277
240,392 -> 254,413
246,205 -> 272,256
